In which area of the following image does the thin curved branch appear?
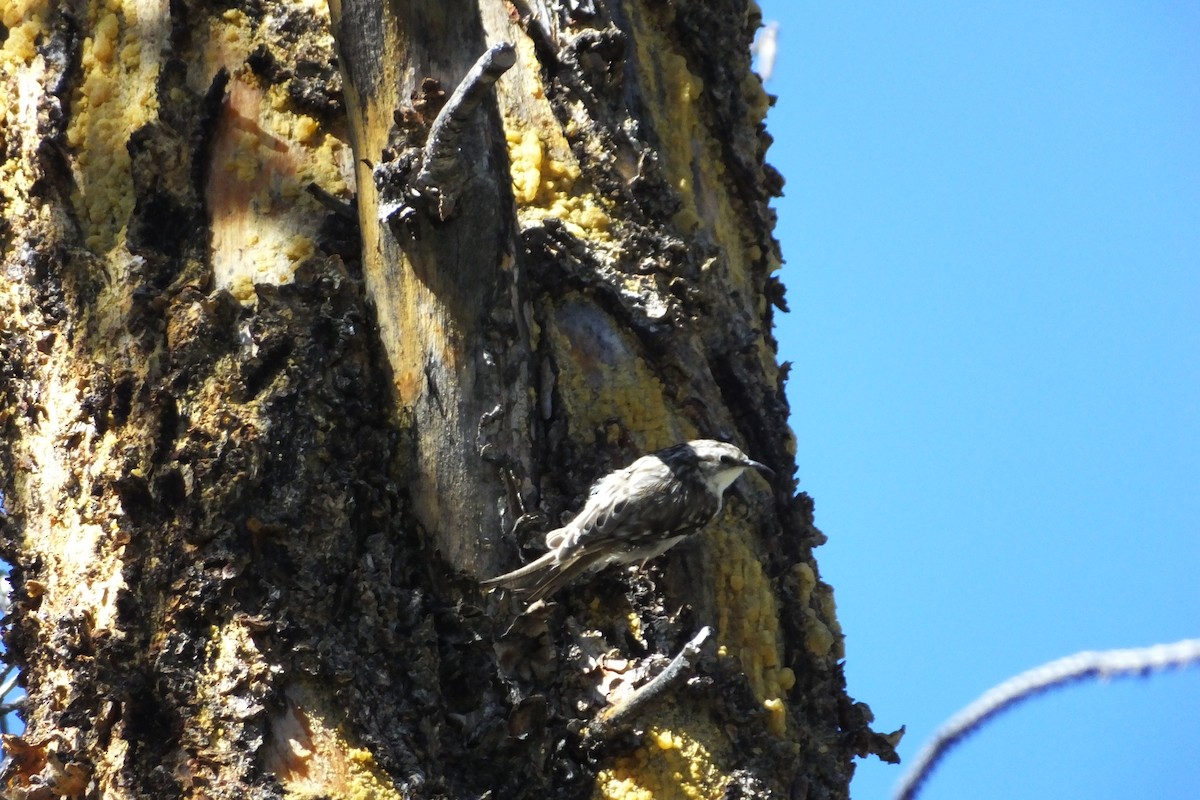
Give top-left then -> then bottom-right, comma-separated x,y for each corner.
895,638 -> 1200,800
584,626 -> 713,742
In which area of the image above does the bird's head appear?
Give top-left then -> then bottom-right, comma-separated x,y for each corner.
678,439 -> 774,497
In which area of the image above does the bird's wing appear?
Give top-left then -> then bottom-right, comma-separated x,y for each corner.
561,456 -> 719,557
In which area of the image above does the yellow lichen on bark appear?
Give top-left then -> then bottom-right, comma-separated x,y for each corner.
262,684 -> 402,800
201,3 -> 354,302
625,2 -> 780,372
45,0 -> 354,295
506,126 -> 611,239
790,561 -> 845,661
0,0 -> 52,225
489,24 -> 614,243
65,0 -> 165,252
1,0 -> 50,61
625,3 -> 707,235
543,294 -> 688,451
596,721 -> 731,800
707,503 -> 793,737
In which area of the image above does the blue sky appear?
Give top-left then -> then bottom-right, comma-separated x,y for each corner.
758,2 -> 1200,798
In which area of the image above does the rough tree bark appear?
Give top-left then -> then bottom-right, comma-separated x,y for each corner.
0,0 -> 899,798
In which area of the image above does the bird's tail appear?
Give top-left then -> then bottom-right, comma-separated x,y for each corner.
480,550 -> 559,591
481,548 -> 607,605
522,555 -> 599,605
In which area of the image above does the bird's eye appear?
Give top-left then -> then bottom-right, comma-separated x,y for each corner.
720,455 -> 736,465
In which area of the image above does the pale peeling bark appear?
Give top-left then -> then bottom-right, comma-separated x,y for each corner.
0,0 -> 899,798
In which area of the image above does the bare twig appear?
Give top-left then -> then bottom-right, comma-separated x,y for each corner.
414,42 -> 517,220
895,638 -> 1200,800
585,626 -> 712,741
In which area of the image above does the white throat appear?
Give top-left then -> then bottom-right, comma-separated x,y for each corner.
705,467 -> 747,505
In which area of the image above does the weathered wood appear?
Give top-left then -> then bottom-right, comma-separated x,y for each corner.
329,0 -> 534,573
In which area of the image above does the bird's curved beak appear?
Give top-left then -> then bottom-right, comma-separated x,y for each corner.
746,459 -> 775,479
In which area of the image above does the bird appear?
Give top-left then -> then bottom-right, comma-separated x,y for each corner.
482,439 -> 773,605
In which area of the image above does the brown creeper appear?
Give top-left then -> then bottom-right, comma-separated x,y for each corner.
482,440 -> 773,604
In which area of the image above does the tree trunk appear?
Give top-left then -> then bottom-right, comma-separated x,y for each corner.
0,1 -> 898,798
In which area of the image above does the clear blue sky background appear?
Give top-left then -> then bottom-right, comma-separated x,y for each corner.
757,3 -> 1199,799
